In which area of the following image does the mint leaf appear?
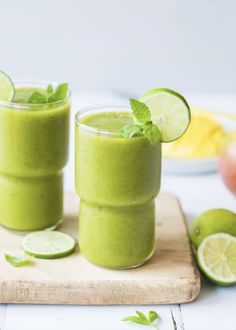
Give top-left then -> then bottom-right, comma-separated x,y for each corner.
122,310 -> 159,328
28,83 -> 69,104
143,122 -> 161,145
47,94 -> 57,103
5,254 -> 32,267
47,83 -> 68,102
28,91 -> 46,104
122,316 -> 151,325
47,84 -> 53,96
129,98 -> 151,124
119,124 -> 143,138
148,311 -> 159,323
136,311 -> 149,321
120,98 -> 160,145
55,83 -> 68,100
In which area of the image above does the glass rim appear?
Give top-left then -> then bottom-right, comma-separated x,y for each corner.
0,79 -> 71,110
75,103 -> 131,136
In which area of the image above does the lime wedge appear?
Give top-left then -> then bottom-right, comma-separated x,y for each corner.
197,233 -> 236,286
140,88 -> 191,142
22,231 -> 76,259
0,71 -> 15,102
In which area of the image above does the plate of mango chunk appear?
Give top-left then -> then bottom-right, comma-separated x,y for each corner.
163,108 -> 236,174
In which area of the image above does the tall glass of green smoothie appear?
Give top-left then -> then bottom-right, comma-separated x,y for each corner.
75,105 -> 161,269
0,80 -> 70,231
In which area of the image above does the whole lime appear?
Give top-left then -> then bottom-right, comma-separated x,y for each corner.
190,208 -> 236,247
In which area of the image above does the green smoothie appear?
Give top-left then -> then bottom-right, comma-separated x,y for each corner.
75,108 -> 161,269
0,85 -> 70,231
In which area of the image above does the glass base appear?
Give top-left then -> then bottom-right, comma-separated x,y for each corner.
81,247 -> 155,270
79,199 -> 156,270
0,173 -> 63,232
44,218 -> 63,231
1,218 -> 63,234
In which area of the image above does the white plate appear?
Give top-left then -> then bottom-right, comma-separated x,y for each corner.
162,109 -> 236,175
162,157 -> 218,175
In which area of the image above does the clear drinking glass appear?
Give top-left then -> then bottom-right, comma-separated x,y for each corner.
0,81 -> 70,231
75,105 -> 161,269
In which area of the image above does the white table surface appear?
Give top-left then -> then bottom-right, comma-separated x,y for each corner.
1,94 -> 236,330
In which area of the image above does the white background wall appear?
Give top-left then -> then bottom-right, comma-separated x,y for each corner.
0,0 -> 236,97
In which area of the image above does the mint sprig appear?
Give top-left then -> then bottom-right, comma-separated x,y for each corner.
119,98 -> 161,145
119,124 -> 143,138
28,83 -> 69,104
129,98 -> 151,123
4,254 -> 33,267
28,91 -> 46,104
143,122 -> 161,145
122,310 -> 159,328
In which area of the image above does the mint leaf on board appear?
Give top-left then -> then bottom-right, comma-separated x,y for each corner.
143,122 -> 161,145
4,254 -> 32,267
122,316 -> 150,326
148,310 -> 159,323
119,124 -> 143,138
122,310 -> 159,328
136,311 -> 149,321
28,83 -> 69,104
129,98 -> 151,124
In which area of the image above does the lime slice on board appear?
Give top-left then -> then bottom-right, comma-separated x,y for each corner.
197,233 -> 236,286
22,231 -> 76,259
0,71 -> 15,102
140,88 -> 191,142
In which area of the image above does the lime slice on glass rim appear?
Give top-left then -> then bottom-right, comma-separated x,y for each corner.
0,71 -> 15,102
197,233 -> 236,286
22,231 -> 76,259
140,88 -> 191,142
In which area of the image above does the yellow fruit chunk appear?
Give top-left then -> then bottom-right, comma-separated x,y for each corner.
163,109 -> 225,159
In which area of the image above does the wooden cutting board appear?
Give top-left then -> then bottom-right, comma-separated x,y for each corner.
0,192 -> 200,305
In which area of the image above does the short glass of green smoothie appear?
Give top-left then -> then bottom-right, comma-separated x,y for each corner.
0,81 -> 70,231
75,105 -> 161,269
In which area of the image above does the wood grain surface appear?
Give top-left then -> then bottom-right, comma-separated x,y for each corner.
0,192 -> 200,305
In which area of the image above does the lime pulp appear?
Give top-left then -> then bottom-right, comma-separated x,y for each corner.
197,233 -> 236,286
